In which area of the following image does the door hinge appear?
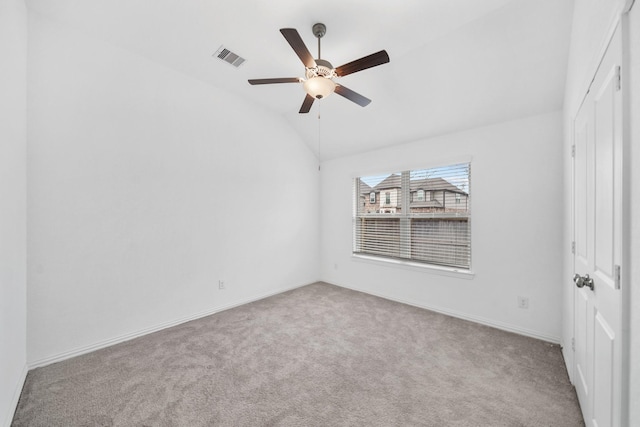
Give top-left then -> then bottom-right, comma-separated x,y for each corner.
571,241 -> 575,254
571,145 -> 575,158
615,264 -> 621,289
571,337 -> 575,351
616,66 -> 621,91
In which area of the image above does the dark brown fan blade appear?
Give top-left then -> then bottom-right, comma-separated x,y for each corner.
280,28 -> 316,69
248,78 -> 301,85
335,50 -> 390,77
335,85 -> 371,107
299,94 -> 315,114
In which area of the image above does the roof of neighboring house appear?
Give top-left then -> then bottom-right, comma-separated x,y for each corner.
371,175 -> 467,195
411,177 -> 467,195
358,180 -> 372,195
374,174 -> 401,190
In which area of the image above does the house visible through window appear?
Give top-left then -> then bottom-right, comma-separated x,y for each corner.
353,163 -> 471,269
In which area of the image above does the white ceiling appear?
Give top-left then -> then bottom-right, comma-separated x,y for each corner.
25,0 -> 574,160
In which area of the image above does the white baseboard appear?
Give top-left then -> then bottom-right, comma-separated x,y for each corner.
4,364 -> 28,427
27,279 -> 560,371
562,344 -> 574,384
326,281 -> 561,344
28,281 -> 312,369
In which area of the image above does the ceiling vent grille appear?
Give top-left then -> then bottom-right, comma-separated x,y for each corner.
214,46 -> 246,68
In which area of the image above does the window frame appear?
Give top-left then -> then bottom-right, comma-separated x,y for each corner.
353,163 -> 472,274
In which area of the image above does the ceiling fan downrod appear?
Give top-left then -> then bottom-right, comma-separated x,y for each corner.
312,23 -> 326,59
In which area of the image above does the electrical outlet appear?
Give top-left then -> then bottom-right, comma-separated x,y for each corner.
218,280 -> 225,290
517,296 -> 529,309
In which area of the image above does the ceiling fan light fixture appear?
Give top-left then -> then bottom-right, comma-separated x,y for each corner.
303,76 -> 336,99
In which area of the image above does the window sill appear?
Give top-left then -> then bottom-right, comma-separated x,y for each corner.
351,254 -> 475,280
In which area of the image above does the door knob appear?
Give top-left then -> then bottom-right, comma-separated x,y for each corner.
573,273 -> 594,291
583,274 -> 594,291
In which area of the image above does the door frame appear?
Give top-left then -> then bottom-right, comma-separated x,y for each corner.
569,8 -> 633,425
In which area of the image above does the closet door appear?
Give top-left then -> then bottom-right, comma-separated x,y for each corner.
572,25 -> 623,427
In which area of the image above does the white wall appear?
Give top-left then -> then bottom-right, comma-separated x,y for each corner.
26,13 -> 320,365
320,111 -> 564,342
0,0 -> 28,425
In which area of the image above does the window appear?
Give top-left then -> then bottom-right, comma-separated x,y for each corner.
353,163 -> 471,269
370,192 -> 376,203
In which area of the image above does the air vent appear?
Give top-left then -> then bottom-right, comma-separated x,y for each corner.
214,46 -> 246,68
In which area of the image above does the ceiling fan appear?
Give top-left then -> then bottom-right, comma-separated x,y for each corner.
248,23 -> 390,114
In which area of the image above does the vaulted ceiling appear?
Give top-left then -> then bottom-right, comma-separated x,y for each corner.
25,0 -> 574,160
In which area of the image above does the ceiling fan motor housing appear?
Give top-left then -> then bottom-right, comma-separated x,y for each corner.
306,59 -> 335,78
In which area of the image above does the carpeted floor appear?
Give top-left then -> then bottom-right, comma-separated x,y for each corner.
12,282 -> 584,426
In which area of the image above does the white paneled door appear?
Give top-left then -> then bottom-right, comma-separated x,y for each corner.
572,25 -> 624,427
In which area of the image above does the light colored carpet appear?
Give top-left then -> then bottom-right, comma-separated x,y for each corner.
12,282 -> 584,426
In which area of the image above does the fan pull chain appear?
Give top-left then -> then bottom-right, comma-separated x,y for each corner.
317,103 -> 322,171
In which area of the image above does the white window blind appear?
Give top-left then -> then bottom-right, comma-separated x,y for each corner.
353,163 -> 471,269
